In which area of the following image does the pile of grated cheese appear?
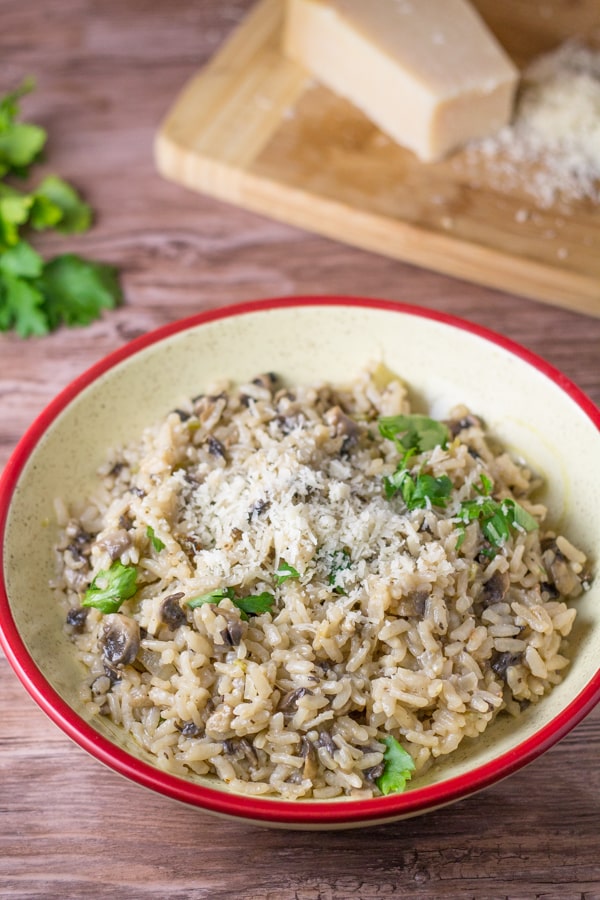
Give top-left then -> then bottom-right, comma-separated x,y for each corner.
465,39 -> 600,207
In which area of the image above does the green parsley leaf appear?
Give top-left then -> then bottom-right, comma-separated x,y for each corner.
82,560 -> 138,614
0,271 -> 47,336
146,525 -> 165,553
0,79 -> 122,337
187,588 -> 275,620
39,254 -> 122,329
0,188 -> 33,247
0,77 -> 35,129
328,547 -> 351,593
274,561 -> 300,585
0,240 -> 43,278
33,175 -> 92,233
0,123 -> 46,178
456,490 -> 538,552
378,414 -> 449,456
376,735 -> 416,796
0,77 -> 44,178
385,469 -> 452,510
234,592 -> 275,618
187,587 -> 235,610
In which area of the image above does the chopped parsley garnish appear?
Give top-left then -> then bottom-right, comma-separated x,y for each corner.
274,561 -> 300,585
328,547 -> 351,593
376,735 -> 416,796
379,414 -> 452,511
384,469 -> 453,510
187,588 -> 275,620
456,474 -> 538,551
82,560 -> 138,614
146,525 -> 165,552
234,592 -> 275,618
187,587 -> 235,609
0,78 -> 121,337
378,414 -> 449,456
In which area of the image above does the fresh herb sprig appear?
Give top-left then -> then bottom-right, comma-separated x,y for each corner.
274,561 -> 300,585
0,78 -> 121,337
376,735 -> 416,795
379,414 -> 452,510
82,560 -> 138,614
187,587 -> 275,620
456,474 -> 538,553
146,525 -> 166,553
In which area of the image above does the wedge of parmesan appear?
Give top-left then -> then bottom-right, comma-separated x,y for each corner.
283,0 -> 519,162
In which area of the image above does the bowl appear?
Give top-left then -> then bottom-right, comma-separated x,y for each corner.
1,296 -> 599,829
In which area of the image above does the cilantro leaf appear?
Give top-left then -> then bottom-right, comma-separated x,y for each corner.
376,735 -> 416,796
274,561 -> 300,584
82,560 -> 138,614
40,254 -> 122,328
146,525 -> 165,552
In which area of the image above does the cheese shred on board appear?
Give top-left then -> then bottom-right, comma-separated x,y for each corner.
467,39 -> 600,207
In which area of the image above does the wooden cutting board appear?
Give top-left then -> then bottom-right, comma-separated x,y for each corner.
155,0 -> 600,317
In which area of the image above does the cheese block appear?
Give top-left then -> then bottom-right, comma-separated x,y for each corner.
282,0 -> 519,162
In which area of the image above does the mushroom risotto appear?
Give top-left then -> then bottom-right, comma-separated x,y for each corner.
54,365 -> 591,799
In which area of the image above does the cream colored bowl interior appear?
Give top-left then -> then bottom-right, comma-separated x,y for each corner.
4,303 -> 599,798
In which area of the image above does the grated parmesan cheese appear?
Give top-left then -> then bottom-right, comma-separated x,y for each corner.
465,39 -> 600,207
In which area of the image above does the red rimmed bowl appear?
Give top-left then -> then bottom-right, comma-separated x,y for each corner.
1,296 -> 599,829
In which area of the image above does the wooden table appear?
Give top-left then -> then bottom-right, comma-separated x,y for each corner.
1,2 -> 599,897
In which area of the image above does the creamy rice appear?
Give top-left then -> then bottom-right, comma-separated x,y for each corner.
54,365 -> 590,799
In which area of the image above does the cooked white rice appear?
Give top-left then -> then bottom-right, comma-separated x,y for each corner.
54,364 -> 590,799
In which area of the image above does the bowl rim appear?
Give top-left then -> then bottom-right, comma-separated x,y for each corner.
1,294 -> 599,826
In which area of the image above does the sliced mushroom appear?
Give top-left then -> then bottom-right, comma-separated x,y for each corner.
324,405 -> 362,451
278,687 -> 313,715
65,568 -> 90,593
159,592 -> 187,630
396,590 -> 429,618
300,737 -> 319,780
364,762 -> 385,783
65,606 -> 89,633
252,372 -> 278,392
222,737 -> 259,767
101,613 -> 140,669
207,435 -> 226,459
316,730 -> 336,755
490,650 -> 522,681
542,541 -> 582,598
480,570 -> 510,606
220,620 -> 245,647
97,528 -> 132,561
446,412 -> 481,437
216,608 -> 247,648
181,721 -> 201,738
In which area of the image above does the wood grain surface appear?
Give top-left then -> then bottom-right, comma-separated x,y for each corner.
156,0 -> 600,317
1,2 -> 599,898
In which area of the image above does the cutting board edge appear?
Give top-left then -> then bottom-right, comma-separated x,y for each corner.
155,127 -> 600,320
